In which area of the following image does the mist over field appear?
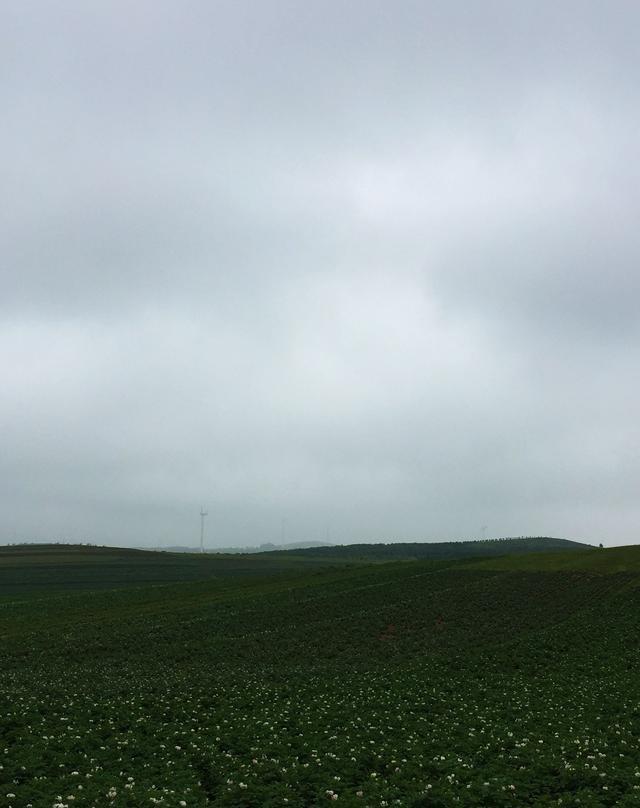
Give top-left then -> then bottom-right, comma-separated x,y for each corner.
2,2 -> 640,547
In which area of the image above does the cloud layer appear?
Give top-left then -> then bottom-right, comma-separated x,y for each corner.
2,1 -> 639,546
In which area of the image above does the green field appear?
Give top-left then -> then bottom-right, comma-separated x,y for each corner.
464,544 -> 640,574
2,543 -> 640,807
0,544 -> 351,597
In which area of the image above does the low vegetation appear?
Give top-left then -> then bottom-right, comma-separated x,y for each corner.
1,543 -> 639,806
0,544 -> 344,596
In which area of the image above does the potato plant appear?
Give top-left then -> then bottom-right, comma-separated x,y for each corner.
1,560 -> 640,806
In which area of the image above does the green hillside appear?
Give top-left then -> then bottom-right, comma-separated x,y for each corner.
465,543 -> 640,573
0,539 -> 593,597
2,545 -> 640,806
0,543 -> 347,595
267,535 -> 591,562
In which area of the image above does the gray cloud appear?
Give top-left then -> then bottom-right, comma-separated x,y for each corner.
2,1 -> 639,547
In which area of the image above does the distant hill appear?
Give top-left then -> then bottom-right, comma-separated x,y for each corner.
160,540 -> 334,554
0,542 -> 348,595
263,536 -> 592,561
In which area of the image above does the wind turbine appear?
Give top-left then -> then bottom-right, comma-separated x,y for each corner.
200,506 -> 208,554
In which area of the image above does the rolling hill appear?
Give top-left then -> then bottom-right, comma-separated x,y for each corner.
264,535 -> 592,562
0,537 -> 592,596
0,542 -> 349,595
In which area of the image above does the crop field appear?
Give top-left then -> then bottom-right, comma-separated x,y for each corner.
0,545 -> 349,597
2,546 -> 640,806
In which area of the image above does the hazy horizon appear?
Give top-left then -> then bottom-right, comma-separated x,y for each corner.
0,534 -> 602,552
3,2 -> 639,548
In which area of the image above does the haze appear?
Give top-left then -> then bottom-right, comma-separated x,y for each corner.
2,1 -> 639,548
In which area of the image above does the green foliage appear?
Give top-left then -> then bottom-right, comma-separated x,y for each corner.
1,550 -> 640,806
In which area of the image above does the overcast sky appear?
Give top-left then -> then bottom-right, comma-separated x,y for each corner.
2,1 -> 639,548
